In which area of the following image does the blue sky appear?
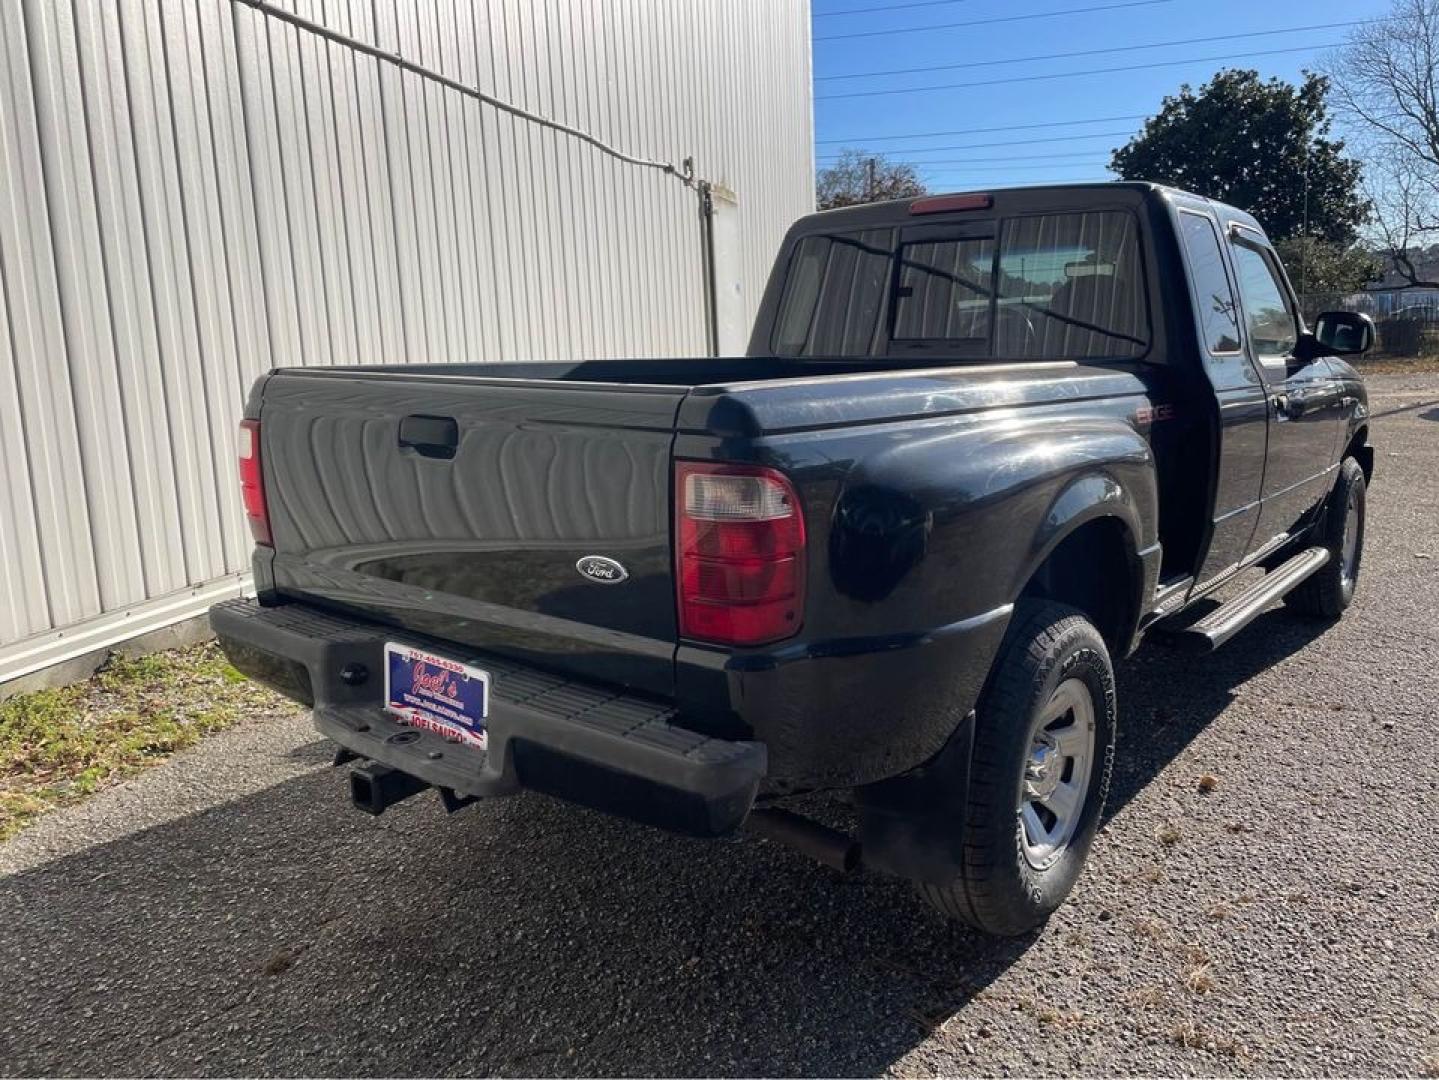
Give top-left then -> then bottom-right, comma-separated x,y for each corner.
812,0 -> 1395,192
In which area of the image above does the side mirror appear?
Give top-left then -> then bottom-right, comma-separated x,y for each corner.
1312,310 -> 1375,357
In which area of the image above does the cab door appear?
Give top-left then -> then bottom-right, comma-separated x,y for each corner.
1175,208 -> 1268,590
1227,229 -> 1346,547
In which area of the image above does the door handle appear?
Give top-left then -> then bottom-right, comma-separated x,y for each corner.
1270,393 -> 1303,419
398,414 -> 459,459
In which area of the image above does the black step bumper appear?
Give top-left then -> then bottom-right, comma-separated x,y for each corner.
209,598 -> 765,836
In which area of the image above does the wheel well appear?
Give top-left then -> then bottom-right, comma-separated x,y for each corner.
1020,518 -> 1139,654
1344,426 -> 1373,483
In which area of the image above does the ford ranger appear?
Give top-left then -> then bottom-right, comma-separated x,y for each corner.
211,183 -> 1373,935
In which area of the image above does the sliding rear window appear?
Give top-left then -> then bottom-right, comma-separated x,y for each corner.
892,233 -> 996,357
772,210 -> 1149,361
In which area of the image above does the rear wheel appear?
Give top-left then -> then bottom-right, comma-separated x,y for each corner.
1284,456 -> 1366,618
919,601 -> 1116,936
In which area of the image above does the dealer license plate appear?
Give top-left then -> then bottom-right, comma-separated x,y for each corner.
383,642 -> 489,749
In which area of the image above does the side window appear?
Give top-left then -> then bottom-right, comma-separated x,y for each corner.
1230,239 -> 1298,360
892,236 -> 995,346
995,211 -> 1148,359
1177,212 -> 1241,354
772,229 -> 894,356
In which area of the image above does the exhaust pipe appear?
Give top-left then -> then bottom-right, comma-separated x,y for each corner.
349,762 -> 429,816
746,807 -> 861,874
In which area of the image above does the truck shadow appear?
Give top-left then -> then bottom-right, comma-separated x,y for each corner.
0,610 -> 1330,1077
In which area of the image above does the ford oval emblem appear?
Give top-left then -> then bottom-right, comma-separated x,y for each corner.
575,555 -> 629,585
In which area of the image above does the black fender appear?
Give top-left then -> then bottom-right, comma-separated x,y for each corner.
676,373 -> 1163,792
852,420 -> 1155,876
828,414 -> 1156,627
1011,445 -> 1160,655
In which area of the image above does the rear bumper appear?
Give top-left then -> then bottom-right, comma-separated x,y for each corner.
209,598 -> 764,837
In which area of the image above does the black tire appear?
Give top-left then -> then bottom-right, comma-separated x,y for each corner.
919,601 -> 1116,936
1284,457 -> 1366,618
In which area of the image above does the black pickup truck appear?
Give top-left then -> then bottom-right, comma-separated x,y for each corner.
212,182 -> 1373,935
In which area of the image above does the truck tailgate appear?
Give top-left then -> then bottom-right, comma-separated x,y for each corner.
257,371 -> 686,697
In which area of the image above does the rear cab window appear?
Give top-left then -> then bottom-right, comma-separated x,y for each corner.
995,212 -> 1147,360
1176,210 -> 1243,355
771,209 -> 1149,362
772,230 -> 894,356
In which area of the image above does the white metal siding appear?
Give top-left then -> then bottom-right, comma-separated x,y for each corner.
0,0 -> 815,680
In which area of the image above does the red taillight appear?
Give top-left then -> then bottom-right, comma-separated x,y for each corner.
676,462 -> 805,646
909,192 -> 993,215
238,419 -> 272,547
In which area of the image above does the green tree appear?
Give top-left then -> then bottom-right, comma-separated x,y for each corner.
1273,235 -> 1381,298
817,150 -> 926,210
1111,70 -> 1369,247
1283,235 -> 1381,301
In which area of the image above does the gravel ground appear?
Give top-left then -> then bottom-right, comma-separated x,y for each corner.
2,373 -> 1436,1078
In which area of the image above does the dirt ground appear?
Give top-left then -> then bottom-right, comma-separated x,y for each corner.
1,371 -> 1436,1077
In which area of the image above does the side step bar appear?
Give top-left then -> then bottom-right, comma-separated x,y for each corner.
1165,546 -> 1330,653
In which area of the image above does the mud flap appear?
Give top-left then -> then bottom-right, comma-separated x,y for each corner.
854,710 -> 975,885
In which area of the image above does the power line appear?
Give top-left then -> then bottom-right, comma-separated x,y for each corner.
813,0 -> 978,17
912,178 -> 1120,188
229,0 -> 702,187
816,20 -> 1366,80
880,149 -> 1116,164
908,159 -> 1118,170
911,166 -> 1118,179
817,41 -> 1343,100
817,130 -> 1136,159
816,114 -> 1149,145
813,0 -> 1176,42
916,179 -> 1116,188
918,178 -> 1117,187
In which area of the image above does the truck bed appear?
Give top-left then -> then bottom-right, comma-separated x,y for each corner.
248,356 -> 1156,759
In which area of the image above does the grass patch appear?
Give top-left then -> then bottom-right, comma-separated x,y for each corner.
1184,962 -> 1216,995
0,643 -> 290,841
1015,993 -> 1090,1032
1155,820 -> 1183,846
1122,984 -> 1163,1012
1206,899 -> 1234,921
1170,1020 -> 1254,1062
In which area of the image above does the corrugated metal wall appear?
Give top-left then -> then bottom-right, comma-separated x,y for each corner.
0,0 -> 814,682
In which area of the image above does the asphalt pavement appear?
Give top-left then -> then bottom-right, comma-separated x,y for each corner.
2,372 -> 1436,1077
